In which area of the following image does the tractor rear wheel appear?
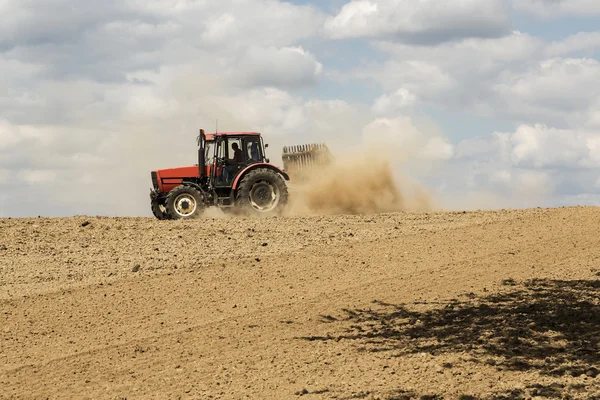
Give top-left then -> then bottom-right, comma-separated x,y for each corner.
165,185 -> 205,219
151,198 -> 170,220
235,168 -> 288,216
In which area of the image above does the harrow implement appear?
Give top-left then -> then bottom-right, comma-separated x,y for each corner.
281,143 -> 333,182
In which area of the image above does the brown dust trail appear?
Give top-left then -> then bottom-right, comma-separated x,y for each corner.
283,151 -> 435,216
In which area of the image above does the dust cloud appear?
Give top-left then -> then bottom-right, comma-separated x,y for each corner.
283,149 -> 436,216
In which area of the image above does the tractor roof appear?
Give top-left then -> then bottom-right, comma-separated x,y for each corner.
205,132 -> 261,140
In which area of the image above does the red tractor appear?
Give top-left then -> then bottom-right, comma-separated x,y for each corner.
150,129 -> 291,219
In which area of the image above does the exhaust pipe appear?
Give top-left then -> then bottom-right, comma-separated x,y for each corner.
198,129 -> 206,178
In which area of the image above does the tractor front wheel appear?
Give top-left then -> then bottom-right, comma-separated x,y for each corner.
165,185 -> 205,219
151,198 -> 170,220
235,168 -> 288,216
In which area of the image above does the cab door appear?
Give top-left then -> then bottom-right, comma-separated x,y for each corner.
215,136 -> 246,187
244,136 -> 263,164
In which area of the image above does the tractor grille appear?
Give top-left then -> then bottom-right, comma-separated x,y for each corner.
151,172 -> 159,190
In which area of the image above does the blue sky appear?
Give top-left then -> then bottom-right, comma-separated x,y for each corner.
1,0 -> 600,216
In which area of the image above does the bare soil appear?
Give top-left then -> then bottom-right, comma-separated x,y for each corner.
1,207 -> 599,399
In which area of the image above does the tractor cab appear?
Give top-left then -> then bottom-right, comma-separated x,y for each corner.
209,133 -> 268,188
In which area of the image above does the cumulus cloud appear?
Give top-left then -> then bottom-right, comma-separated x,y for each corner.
438,123 -> 600,210
359,60 -> 457,102
492,58 -> 600,126
0,119 -> 22,150
324,0 -> 511,44
372,88 -> 418,115
509,124 -> 600,169
354,32 -> 599,128
0,0 -> 325,85
362,117 -> 454,165
359,31 -> 543,109
512,0 -> 600,18
236,46 -> 323,88
588,100 -> 600,129
456,124 -> 600,170
545,32 -> 600,57
0,169 -> 8,185
17,170 -> 57,185
374,30 -> 545,71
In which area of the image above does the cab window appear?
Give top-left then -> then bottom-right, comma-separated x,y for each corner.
204,142 -> 215,165
227,138 -> 244,163
245,137 -> 262,162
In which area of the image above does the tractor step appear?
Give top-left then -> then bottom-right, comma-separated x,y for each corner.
216,197 -> 234,207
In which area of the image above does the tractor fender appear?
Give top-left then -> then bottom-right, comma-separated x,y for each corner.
180,180 -> 209,199
232,164 -> 290,190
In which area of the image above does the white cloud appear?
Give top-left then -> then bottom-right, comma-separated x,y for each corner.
236,46 -> 323,88
516,169 -> 555,199
556,193 -> 600,207
192,2 -> 325,49
359,31 -> 544,110
509,124 -> 599,168
492,58 -> 600,126
17,169 -> 57,185
325,0 -> 511,43
512,0 -> 600,18
420,136 -> 454,161
588,100 -> 600,129
324,0 -> 379,39
305,99 -> 352,114
362,60 -> 457,102
373,30 -> 544,72
457,124 -> 600,170
362,117 -> 454,165
124,88 -> 181,120
0,169 -> 8,185
372,88 -> 417,115
0,119 -> 22,150
0,0 -> 325,52
0,0 -> 326,87
355,32 -> 599,127
438,123 -> 600,210
545,32 -> 600,57
201,13 -> 237,44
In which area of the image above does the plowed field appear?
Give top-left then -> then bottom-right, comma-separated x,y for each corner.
1,207 -> 599,399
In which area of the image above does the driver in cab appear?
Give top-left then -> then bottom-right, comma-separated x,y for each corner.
231,142 -> 243,163
222,142 -> 243,182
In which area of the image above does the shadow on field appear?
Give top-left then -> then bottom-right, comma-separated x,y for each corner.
301,278 -> 600,397
354,383 -> 592,400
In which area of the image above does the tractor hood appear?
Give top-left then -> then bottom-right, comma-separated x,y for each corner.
151,165 -> 200,193
155,165 -> 200,178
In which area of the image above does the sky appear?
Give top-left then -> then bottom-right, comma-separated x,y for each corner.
1,0 -> 600,217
